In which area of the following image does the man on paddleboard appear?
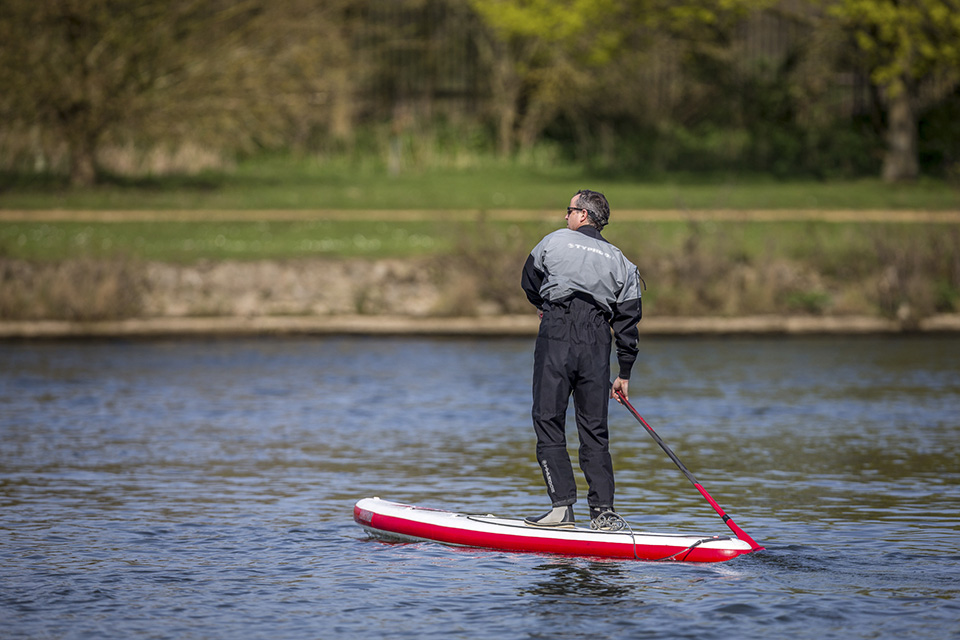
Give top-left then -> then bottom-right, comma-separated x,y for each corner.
521,189 -> 642,529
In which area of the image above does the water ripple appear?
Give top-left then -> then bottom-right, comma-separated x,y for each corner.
1,336 -> 958,639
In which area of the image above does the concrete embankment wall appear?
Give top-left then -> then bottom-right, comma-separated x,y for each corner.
2,255 -> 960,338
4,313 -> 960,340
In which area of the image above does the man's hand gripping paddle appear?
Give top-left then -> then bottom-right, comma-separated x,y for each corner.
615,389 -> 764,552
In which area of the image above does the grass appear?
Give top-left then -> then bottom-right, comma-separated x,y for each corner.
0,219 -> 460,262
1,214 -> 955,266
1,154 -> 959,211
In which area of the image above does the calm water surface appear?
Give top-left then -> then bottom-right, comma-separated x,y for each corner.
1,336 -> 958,639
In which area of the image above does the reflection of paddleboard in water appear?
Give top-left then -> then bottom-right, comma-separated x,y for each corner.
353,498 -> 758,563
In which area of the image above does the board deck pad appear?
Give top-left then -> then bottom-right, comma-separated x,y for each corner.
354,497 -> 758,563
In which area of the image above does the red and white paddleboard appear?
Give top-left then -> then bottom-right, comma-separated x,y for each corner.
354,497 -> 758,563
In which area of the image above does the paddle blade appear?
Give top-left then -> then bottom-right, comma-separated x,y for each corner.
616,389 -> 764,552
693,483 -> 764,551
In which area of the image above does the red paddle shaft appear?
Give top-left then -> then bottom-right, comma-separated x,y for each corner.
615,390 -> 764,551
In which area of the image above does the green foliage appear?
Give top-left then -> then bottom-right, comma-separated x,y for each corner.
935,280 -> 959,312
1,0 -> 959,185
472,0 -> 602,39
828,0 -> 960,95
825,0 -> 960,181
0,0 -> 353,185
784,290 -> 833,314
551,115 -> 883,178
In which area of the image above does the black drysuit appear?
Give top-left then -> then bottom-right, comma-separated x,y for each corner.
521,225 -> 642,509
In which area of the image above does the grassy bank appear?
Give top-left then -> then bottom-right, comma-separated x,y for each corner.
1,215 -> 958,268
1,216 -> 958,323
2,158 -> 958,324
2,155 -> 960,211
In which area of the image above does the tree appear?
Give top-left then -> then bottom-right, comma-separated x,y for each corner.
468,0 -> 631,156
467,0 -> 778,162
827,0 -> 960,182
0,0 -> 353,186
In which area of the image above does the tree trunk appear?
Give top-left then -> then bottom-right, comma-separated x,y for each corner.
473,31 -> 522,158
881,81 -> 919,183
497,102 -> 517,157
518,99 -> 557,152
329,68 -> 354,144
492,57 -> 521,157
62,106 -> 100,187
68,139 -> 97,187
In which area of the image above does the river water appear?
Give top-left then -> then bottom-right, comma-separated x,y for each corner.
1,335 -> 958,639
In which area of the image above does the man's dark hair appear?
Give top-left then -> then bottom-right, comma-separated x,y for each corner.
575,189 -> 610,230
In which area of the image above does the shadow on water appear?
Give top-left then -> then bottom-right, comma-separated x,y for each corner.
521,559 -> 635,601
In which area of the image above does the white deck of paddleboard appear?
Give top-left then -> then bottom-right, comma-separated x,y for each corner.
355,497 -> 753,553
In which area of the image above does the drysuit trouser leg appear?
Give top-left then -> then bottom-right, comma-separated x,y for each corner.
531,303 -> 615,509
532,332 -> 578,507
572,360 -> 614,509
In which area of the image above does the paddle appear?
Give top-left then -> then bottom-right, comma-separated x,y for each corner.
614,389 -> 764,551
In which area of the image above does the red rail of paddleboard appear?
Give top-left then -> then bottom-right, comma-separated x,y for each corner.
354,503 -> 748,563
